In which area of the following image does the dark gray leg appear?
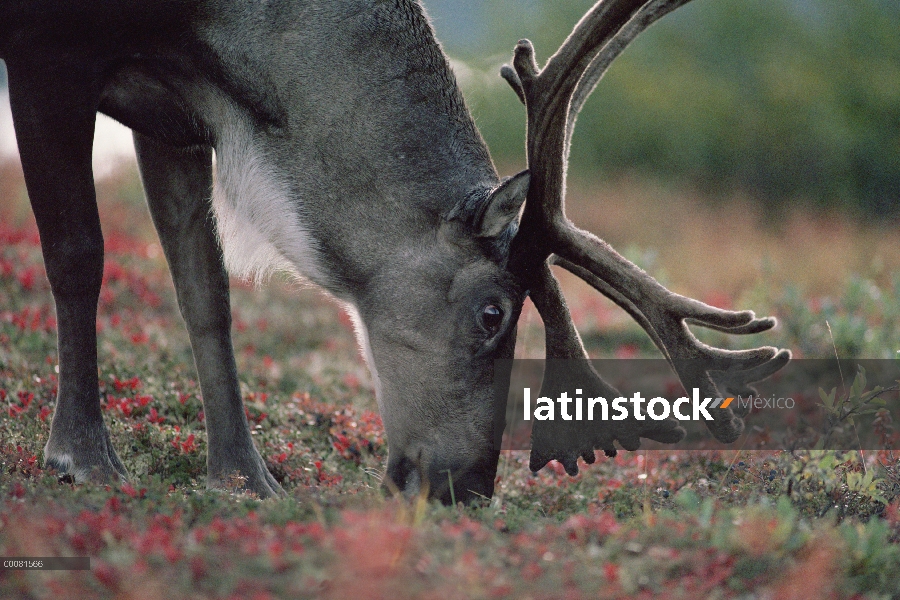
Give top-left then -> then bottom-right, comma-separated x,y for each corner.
7,61 -> 127,482
133,133 -> 283,498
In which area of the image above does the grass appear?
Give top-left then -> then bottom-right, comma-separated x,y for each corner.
2,159 -> 900,598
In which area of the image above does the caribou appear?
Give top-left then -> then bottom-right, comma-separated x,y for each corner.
0,0 -> 789,504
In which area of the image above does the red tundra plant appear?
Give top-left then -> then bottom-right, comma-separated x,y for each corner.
323,509 -> 420,599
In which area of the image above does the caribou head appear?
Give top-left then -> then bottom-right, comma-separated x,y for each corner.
369,0 -> 790,502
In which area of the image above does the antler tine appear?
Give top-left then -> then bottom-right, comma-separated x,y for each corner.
550,255 -> 782,364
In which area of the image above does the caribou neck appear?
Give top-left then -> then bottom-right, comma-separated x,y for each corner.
199,0 -> 500,299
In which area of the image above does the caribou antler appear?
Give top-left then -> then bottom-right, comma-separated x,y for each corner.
506,0 -> 791,453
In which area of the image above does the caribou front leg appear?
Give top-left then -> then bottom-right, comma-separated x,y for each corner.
8,59 -> 127,483
134,134 -> 283,498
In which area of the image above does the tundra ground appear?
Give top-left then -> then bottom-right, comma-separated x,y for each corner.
2,160 -> 900,598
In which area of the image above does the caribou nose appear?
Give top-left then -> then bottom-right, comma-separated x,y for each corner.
384,455 -> 422,498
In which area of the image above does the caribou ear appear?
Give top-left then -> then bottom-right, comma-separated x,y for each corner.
475,170 -> 530,238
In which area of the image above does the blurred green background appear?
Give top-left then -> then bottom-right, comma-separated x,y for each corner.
424,0 -> 900,216
1,0 -> 897,216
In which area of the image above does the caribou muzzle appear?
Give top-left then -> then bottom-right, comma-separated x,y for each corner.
385,451 -> 498,505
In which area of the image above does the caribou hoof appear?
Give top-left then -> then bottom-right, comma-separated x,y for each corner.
44,423 -> 129,484
207,446 -> 285,498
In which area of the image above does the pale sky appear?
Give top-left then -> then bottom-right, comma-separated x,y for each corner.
0,85 -> 138,178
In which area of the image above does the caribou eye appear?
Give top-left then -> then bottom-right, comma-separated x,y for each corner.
480,304 -> 504,335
